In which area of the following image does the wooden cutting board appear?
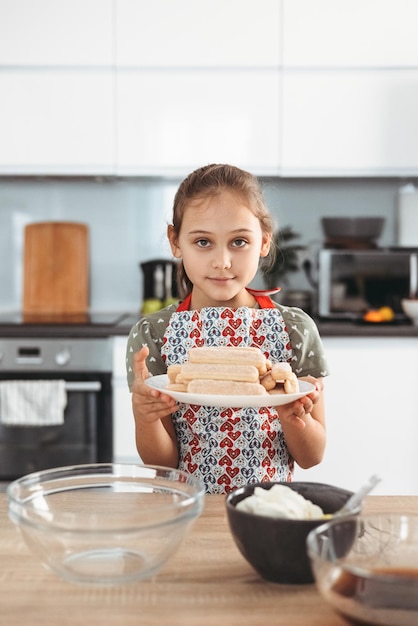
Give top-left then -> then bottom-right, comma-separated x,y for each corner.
23,222 -> 89,315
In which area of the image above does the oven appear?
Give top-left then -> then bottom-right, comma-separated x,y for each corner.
0,337 -> 113,480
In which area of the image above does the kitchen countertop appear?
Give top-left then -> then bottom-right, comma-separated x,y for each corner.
0,493 -> 417,626
315,318 -> 418,337
0,311 -> 417,339
0,301 -> 417,340
0,312 -> 140,339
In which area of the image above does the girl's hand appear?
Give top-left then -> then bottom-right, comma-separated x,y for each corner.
131,346 -> 178,424
276,375 -> 324,430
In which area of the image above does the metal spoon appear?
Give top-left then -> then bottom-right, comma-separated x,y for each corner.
334,474 -> 381,517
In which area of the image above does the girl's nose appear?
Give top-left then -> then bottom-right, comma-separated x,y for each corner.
211,249 -> 232,270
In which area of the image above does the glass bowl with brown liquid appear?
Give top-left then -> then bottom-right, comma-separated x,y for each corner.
307,513 -> 418,626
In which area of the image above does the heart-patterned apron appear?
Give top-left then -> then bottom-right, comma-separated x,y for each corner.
161,290 -> 295,494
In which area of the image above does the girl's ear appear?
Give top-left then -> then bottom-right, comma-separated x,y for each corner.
167,225 -> 181,258
260,232 -> 272,258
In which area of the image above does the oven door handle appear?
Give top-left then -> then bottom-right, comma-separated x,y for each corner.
64,381 -> 102,392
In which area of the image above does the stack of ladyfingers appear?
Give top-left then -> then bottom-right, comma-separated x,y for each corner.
166,346 -> 299,396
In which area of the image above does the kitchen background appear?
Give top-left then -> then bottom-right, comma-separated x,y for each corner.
0,176 -> 410,313
2,0 -> 418,313
1,0 -> 418,494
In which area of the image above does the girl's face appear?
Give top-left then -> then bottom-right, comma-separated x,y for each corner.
168,190 -> 271,309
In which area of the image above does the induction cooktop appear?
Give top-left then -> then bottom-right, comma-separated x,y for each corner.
0,311 -> 138,326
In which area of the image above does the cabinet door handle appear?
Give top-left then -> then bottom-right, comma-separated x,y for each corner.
64,381 -> 102,392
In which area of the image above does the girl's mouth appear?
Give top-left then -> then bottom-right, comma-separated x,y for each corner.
209,276 -> 234,283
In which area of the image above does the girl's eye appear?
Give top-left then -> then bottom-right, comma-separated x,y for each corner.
196,239 -> 211,248
232,238 -> 248,248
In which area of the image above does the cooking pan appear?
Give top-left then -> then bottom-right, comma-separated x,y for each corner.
322,217 -> 385,241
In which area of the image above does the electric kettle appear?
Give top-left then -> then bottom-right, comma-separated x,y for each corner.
140,259 -> 179,304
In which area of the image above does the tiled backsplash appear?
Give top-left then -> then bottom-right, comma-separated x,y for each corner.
0,176 -> 410,312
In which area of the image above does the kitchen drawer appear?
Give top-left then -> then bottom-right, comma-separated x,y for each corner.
295,337 -> 418,495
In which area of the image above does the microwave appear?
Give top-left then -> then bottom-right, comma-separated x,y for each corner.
317,248 -> 418,319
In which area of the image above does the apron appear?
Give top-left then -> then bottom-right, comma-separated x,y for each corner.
161,290 -> 295,494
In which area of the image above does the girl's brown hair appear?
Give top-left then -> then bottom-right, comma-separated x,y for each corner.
170,164 -> 276,298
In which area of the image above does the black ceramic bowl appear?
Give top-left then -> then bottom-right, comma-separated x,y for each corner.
225,481 -> 355,585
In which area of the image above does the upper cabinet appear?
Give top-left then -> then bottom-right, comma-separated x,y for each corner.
114,0 -> 282,176
281,0 -> 418,177
281,69 -> 418,176
116,70 -> 280,176
0,0 -> 115,175
0,0 -> 281,177
1,0 -> 418,177
0,71 -> 115,175
0,0 -> 113,66
115,0 -> 281,68
283,0 -> 418,68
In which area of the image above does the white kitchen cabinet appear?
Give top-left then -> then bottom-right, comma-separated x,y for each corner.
0,71 -> 115,175
294,337 -> 418,495
281,69 -> 418,176
112,337 -> 140,464
116,69 -> 281,176
0,0 -> 113,66
283,0 -> 418,68
116,0 -> 281,68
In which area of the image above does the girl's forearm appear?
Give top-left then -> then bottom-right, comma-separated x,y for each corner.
135,417 -> 179,467
283,414 -> 326,469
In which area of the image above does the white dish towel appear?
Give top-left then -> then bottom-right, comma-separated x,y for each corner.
0,380 -> 67,426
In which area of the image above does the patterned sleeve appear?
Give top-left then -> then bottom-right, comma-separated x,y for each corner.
125,307 -> 174,390
280,305 -> 330,379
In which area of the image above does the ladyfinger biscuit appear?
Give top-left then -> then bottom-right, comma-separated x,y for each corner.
284,373 -> 299,394
187,379 -> 268,396
180,362 -> 259,383
269,385 -> 286,395
260,372 -> 277,391
271,361 -> 293,381
167,364 -> 182,383
167,383 -> 188,392
187,346 -> 267,372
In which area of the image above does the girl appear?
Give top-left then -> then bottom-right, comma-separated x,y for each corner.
127,164 -> 329,494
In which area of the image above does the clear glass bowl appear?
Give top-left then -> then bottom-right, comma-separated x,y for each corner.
7,463 -> 205,586
307,513 -> 418,626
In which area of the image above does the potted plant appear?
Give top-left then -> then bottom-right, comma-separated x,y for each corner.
260,226 -> 306,290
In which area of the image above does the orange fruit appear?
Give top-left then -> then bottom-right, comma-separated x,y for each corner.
363,310 -> 383,322
379,306 -> 395,322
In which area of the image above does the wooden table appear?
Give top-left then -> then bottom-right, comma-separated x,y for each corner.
1,494 -> 417,626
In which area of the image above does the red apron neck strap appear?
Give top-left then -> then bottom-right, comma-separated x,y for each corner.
176,293 -> 192,312
246,288 -> 280,308
176,288 -> 280,312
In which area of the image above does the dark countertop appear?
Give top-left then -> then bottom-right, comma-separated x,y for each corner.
0,311 -> 416,339
0,324 -> 133,339
0,312 -> 139,339
315,318 -> 418,337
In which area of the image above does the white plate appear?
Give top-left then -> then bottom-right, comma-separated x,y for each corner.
145,375 -> 315,408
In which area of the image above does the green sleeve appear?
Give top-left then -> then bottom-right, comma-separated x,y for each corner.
279,305 -> 330,378
125,306 -> 175,390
